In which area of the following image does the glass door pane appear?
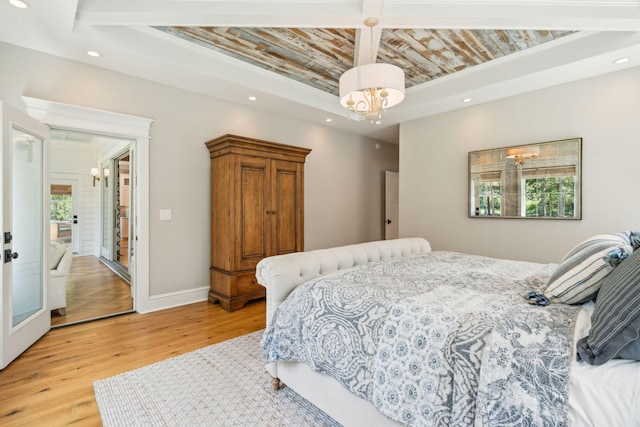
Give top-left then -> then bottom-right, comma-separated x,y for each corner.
11,127 -> 44,327
50,184 -> 73,246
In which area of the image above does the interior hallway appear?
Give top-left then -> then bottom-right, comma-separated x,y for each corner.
51,255 -> 133,327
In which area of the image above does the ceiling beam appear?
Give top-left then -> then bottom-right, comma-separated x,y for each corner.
354,0 -> 385,66
76,0 -> 640,31
381,2 -> 640,31
77,0 -> 366,27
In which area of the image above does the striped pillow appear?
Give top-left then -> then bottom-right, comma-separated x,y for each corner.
576,248 -> 640,364
544,233 -> 634,304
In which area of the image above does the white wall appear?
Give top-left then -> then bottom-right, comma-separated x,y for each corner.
0,42 -> 399,297
399,66 -> 640,264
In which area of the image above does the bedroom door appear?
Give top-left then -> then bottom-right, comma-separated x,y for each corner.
385,171 -> 399,239
1,102 -> 51,370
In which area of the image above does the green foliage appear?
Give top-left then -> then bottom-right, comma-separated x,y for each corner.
525,176 -> 575,217
478,180 -> 501,215
50,194 -> 72,221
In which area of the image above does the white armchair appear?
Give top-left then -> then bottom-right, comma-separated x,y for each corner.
49,240 -> 73,315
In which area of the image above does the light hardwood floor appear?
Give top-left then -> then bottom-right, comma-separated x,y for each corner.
52,255 -> 133,327
0,299 -> 266,426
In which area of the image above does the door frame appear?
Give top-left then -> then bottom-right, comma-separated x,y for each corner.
22,96 -> 154,313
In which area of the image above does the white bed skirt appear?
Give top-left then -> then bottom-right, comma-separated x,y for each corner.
276,361 -> 402,426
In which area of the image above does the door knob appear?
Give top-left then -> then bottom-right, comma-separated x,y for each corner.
4,249 -> 18,263
386,219 -> 392,224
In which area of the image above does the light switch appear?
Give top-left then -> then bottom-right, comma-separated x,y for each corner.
159,209 -> 172,221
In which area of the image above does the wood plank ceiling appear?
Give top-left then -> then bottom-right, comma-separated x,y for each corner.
156,26 -> 574,95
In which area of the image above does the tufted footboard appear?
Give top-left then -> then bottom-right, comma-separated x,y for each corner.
254,238 -> 431,424
255,237 -> 431,329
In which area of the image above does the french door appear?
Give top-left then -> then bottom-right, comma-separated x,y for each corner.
1,102 -> 50,369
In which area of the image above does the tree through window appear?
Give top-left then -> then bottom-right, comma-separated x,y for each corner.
478,180 -> 502,216
524,175 -> 575,217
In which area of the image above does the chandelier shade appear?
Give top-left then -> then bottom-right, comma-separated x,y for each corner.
339,63 -> 405,123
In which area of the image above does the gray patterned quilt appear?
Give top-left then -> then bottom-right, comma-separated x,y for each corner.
261,251 -> 580,427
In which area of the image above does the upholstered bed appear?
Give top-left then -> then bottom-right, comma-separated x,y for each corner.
256,237 -> 640,427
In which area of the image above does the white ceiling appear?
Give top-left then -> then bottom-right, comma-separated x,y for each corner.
1,0 -> 640,144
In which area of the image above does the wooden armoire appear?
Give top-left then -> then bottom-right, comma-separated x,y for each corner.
205,134 -> 311,311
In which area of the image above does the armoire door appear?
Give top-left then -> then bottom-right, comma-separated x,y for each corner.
271,159 -> 304,256
236,156 -> 269,271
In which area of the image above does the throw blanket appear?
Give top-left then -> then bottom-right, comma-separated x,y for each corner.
261,251 -> 580,427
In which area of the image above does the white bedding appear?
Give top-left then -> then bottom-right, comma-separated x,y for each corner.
568,302 -> 640,427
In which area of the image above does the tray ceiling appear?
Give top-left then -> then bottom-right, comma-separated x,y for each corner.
1,0 -> 640,143
158,27 -> 574,95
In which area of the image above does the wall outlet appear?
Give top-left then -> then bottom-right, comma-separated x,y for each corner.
159,209 -> 172,221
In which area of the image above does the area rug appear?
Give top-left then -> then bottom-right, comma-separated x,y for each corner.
94,330 -> 341,426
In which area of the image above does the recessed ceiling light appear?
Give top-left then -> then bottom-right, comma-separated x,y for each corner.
325,118 -> 332,123
613,57 -> 630,65
87,50 -> 102,58
462,98 -> 472,103
248,96 -> 257,101
9,0 -> 30,9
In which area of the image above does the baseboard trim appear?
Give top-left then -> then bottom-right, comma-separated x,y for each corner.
137,286 -> 209,314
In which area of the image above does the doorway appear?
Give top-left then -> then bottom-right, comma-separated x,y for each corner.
22,95 -> 153,317
100,149 -> 134,282
49,129 -> 134,327
2,97 -> 153,369
385,171 -> 399,240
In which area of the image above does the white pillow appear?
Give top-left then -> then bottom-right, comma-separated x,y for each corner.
49,240 -> 66,270
544,233 -> 633,304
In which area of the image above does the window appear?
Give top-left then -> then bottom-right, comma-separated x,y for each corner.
50,184 -> 72,222
50,184 -> 73,244
524,175 -> 576,218
478,180 -> 502,216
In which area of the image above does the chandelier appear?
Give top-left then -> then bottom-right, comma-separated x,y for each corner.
338,18 -> 405,124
